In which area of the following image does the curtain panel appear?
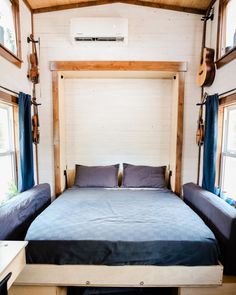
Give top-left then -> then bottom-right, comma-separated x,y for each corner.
202,94 -> 219,194
18,92 -> 34,192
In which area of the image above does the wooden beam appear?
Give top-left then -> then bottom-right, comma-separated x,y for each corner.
0,90 -> 18,105
33,0 -> 117,13
175,72 -> 185,196
50,61 -> 188,72
52,71 -> 61,197
32,0 -> 205,14
22,0 -> 33,12
120,0 -> 205,15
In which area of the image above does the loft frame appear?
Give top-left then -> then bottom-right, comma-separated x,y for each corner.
50,61 -> 187,196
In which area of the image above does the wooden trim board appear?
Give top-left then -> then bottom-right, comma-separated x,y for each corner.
33,1 -> 205,15
51,61 -> 186,196
9,285 -> 67,295
0,90 -> 18,105
15,264 -> 223,287
52,72 -> 61,197
175,72 -> 185,196
50,61 -> 187,72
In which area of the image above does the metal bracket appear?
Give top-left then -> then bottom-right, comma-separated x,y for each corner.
201,8 -> 214,22
27,35 -> 40,44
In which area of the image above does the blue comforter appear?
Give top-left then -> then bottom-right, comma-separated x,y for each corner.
25,188 -> 219,265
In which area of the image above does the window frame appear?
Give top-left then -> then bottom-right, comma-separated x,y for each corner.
0,91 -> 19,192
216,0 -> 236,69
0,0 -> 22,68
216,92 -> 236,194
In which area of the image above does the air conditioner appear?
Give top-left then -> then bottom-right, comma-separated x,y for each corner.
70,18 -> 128,44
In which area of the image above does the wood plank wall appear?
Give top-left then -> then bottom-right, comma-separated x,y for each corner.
62,78 -> 173,174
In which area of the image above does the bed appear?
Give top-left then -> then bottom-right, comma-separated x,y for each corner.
25,187 -> 219,267
13,165 -> 223,293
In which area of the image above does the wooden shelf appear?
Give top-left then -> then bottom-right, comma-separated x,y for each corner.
0,241 -> 28,290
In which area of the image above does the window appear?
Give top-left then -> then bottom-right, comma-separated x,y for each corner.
216,0 -> 236,68
220,105 -> 236,199
0,102 -> 17,202
0,0 -> 21,67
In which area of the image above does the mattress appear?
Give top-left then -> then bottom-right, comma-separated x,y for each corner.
25,188 -> 219,266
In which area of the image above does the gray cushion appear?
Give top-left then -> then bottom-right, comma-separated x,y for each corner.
0,183 -> 51,240
183,182 -> 236,275
122,164 -> 166,188
74,164 -> 119,188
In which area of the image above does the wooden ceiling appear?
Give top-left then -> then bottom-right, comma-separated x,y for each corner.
25,0 -> 212,14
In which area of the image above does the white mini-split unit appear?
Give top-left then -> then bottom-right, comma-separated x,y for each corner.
70,17 -> 128,44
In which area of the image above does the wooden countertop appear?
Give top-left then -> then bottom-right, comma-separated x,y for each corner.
0,241 -> 28,289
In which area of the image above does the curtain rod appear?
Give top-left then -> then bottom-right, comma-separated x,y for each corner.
0,85 -> 19,96
219,87 -> 236,98
197,87 -> 236,106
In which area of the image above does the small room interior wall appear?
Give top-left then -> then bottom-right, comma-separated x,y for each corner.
59,77 -> 174,188
34,3 -> 203,194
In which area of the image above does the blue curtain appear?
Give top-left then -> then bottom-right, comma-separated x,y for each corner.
202,94 -> 219,194
18,92 -> 34,192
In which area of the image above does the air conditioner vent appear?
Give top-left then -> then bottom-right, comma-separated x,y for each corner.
70,18 -> 128,44
74,37 -> 125,42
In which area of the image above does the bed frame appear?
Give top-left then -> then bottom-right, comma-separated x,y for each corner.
9,263 -> 226,295
51,61 -> 186,197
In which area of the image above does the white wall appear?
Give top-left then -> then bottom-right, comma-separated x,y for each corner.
62,78 -> 173,169
34,4 -> 203,193
0,1 -> 32,94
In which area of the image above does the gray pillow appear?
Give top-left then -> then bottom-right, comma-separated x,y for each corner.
74,164 -> 119,188
122,164 -> 166,188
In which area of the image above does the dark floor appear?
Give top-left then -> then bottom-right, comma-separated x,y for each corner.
67,287 -> 178,295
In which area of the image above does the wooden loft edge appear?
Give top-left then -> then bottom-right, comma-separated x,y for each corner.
50,61 -> 188,72
22,0 -> 32,11
120,0 -> 205,15
33,0 -> 118,14
32,0 -> 206,15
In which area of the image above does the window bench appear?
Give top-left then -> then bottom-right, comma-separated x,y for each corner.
183,183 -> 236,276
0,184 -> 51,240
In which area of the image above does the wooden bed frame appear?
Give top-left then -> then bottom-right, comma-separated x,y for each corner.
10,264 -> 236,295
10,263 -> 225,295
51,60 -> 186,197
14,264 -> 223,287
